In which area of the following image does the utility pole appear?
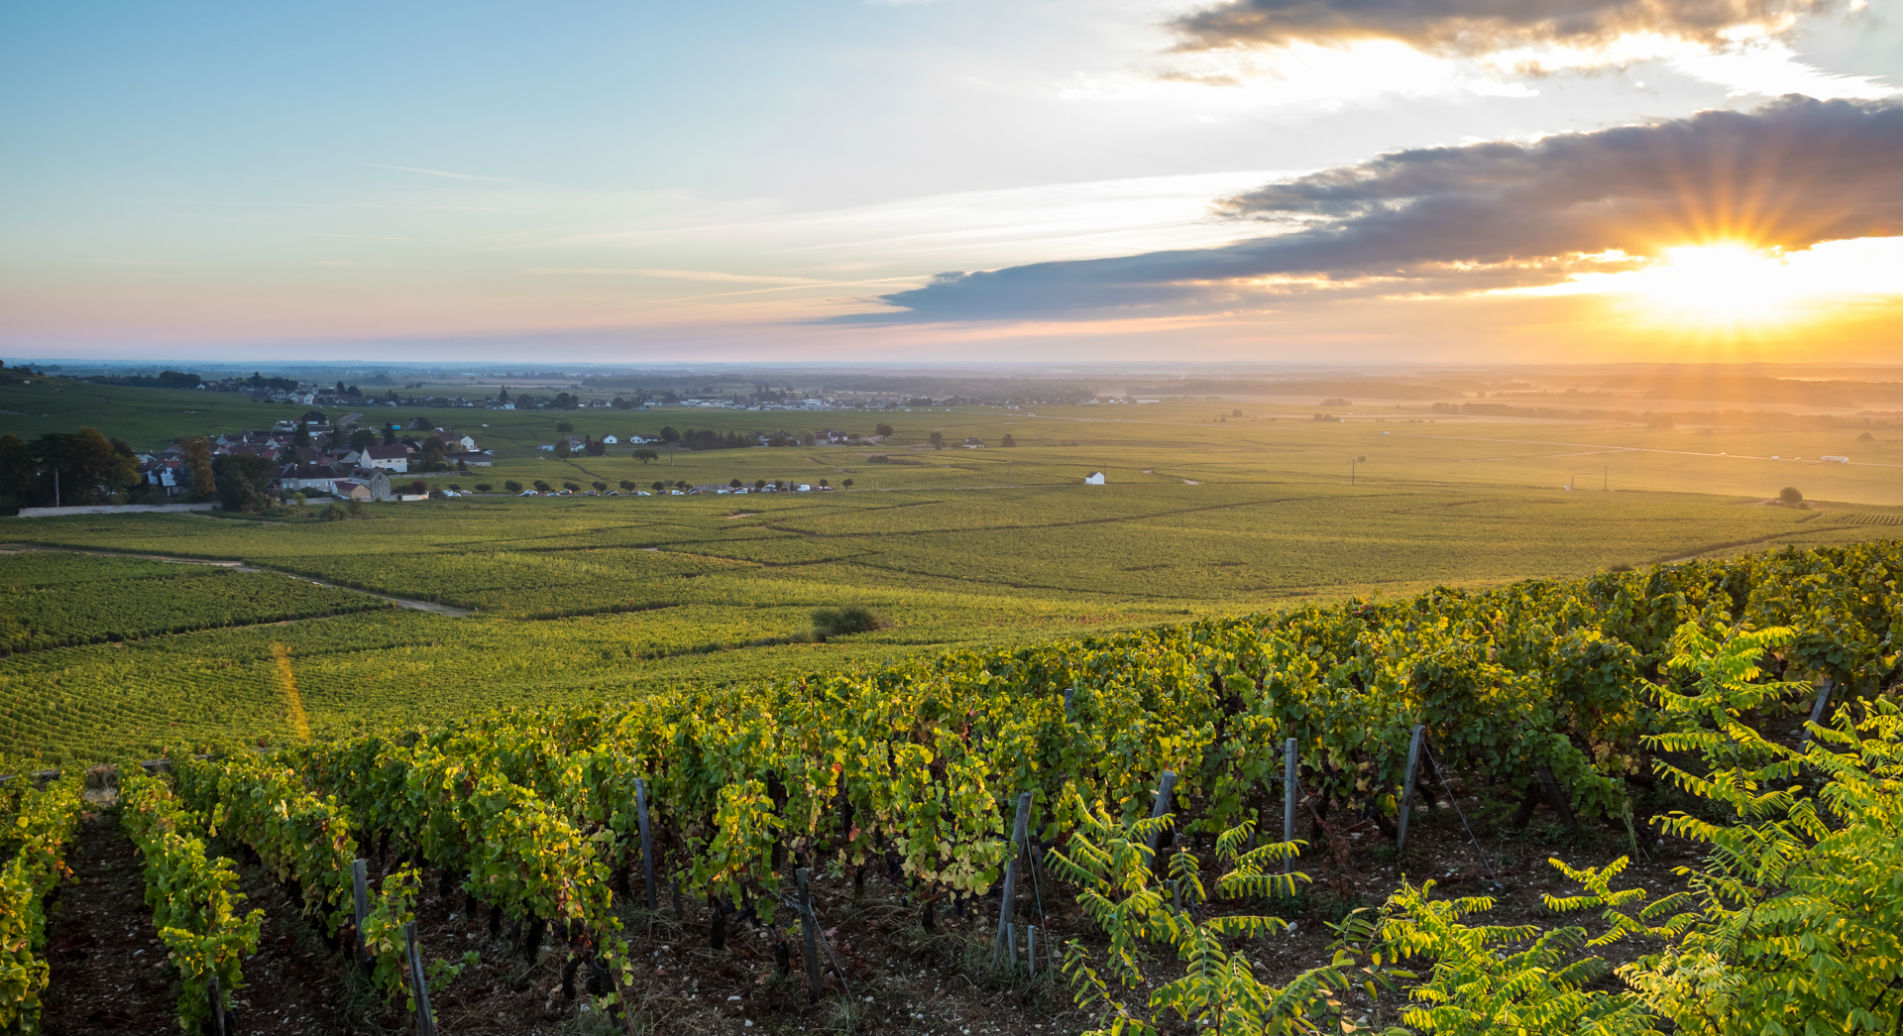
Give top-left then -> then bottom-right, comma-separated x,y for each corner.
1350,458 -> 1356,486
1603,466 -> 1608,491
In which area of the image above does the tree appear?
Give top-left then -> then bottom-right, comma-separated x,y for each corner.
31,428 -> 137,505
875,423 -> 894,438
409,479 -> 427,495
811,605 -> 879,641
591,481 -> 607,492
842,478 -> 854,490
632,449 -> 659,465
382,425 -> 397,446
730,478 -> 743,489
563,481 -> 581,493
929,431 -> 944,449
1001,433 -> 1016,447
753,479 -> 767,491
183,437 -> 217,501
0,434 -> 33,512
212,454 -> 273,512
498,386 -> 510,404
554,439 -> 571,459
818,479 -> 829,489
651,481 -> 665,493
474,483 -> 492,493
658,426 -> 681,445
555,420 -> 574,435
533,480 -> 552,493
619,480 -> 636,492
294,421 -> 311,449
1779,486 -> 1804,507
349,428 -> 378,452
504,480 -> 523,493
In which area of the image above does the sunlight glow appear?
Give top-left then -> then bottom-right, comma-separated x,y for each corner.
1632,243 -> 1803,329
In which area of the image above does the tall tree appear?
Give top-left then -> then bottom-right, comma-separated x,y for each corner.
212,453 -> 274,512
183,437 -> 217,501
0,434 -> 34,511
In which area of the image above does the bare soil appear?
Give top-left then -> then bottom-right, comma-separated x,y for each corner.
37,780 -> 1701,1036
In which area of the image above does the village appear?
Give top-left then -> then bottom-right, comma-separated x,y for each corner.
131,412 -> 917,504
127,410 -> 1104,506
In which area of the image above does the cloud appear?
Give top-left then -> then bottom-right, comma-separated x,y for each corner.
374,164 -> 523,184
523,267 -> 832,286
1167,0 -> 1848,58
854,96 -> 1902,322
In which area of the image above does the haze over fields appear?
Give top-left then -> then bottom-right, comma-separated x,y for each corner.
3,1 -> 1900,364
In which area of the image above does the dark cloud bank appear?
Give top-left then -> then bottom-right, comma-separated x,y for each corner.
848,97 -> 1900,323
1169,0 -> 1849,56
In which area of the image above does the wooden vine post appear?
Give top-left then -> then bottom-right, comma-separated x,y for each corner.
1395,725 -> 1427,856
992,792 -> 1033,961
1800,677 -> 1834,749
208,973 -> 228,1036
635,778 -> 659,911
1283,738 -> 1298,873
796,867 -> 823,999
404,920 -> 437,1036
350,857 -> 370,965
1145,770 -> 1177,859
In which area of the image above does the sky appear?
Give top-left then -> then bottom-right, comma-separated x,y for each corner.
2,0 -> 1899,364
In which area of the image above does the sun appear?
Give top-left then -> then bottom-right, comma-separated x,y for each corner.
1629,242 -> 1801,329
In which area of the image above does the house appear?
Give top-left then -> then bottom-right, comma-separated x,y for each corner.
962,437 -> 985,449
1084,471 -> 1106,485
331,479 -> 373,502
140,458 -> 186,496
445,451 -> 493,467
276,463 -> 355,494
601,435 -> 619,445
362,445 -> 411,473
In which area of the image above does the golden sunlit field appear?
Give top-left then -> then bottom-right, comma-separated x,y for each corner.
3,368 -> 1897,772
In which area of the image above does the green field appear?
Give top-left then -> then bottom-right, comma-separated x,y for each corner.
1,373 -> 1899,772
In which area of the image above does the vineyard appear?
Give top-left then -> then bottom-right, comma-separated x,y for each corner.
2,540 -> 1898,1033
3,482 -> 1894,775
0,552 -> 391,655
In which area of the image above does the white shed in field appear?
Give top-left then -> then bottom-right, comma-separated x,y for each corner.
1084,471 -> 1106,485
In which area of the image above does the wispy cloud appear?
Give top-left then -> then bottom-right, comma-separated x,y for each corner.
1167,0 -> 1847,59
1155,0 -> 1896,98
374,164 -> 523,184
523,267 -> 834,286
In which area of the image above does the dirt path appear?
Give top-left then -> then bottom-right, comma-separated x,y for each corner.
41,811 -> 180,1034
0,543 -> 474,616
40,809 -> 361,1035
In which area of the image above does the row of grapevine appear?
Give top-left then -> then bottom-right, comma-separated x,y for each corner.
0,775 -> 84,1034
170,756 -> 457,1013
291,737 -> 635,1004
271,541 -> 1896,965
118,773 -> 261,1035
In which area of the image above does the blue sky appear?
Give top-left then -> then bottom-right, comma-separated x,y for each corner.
3,0 -> 1899,362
